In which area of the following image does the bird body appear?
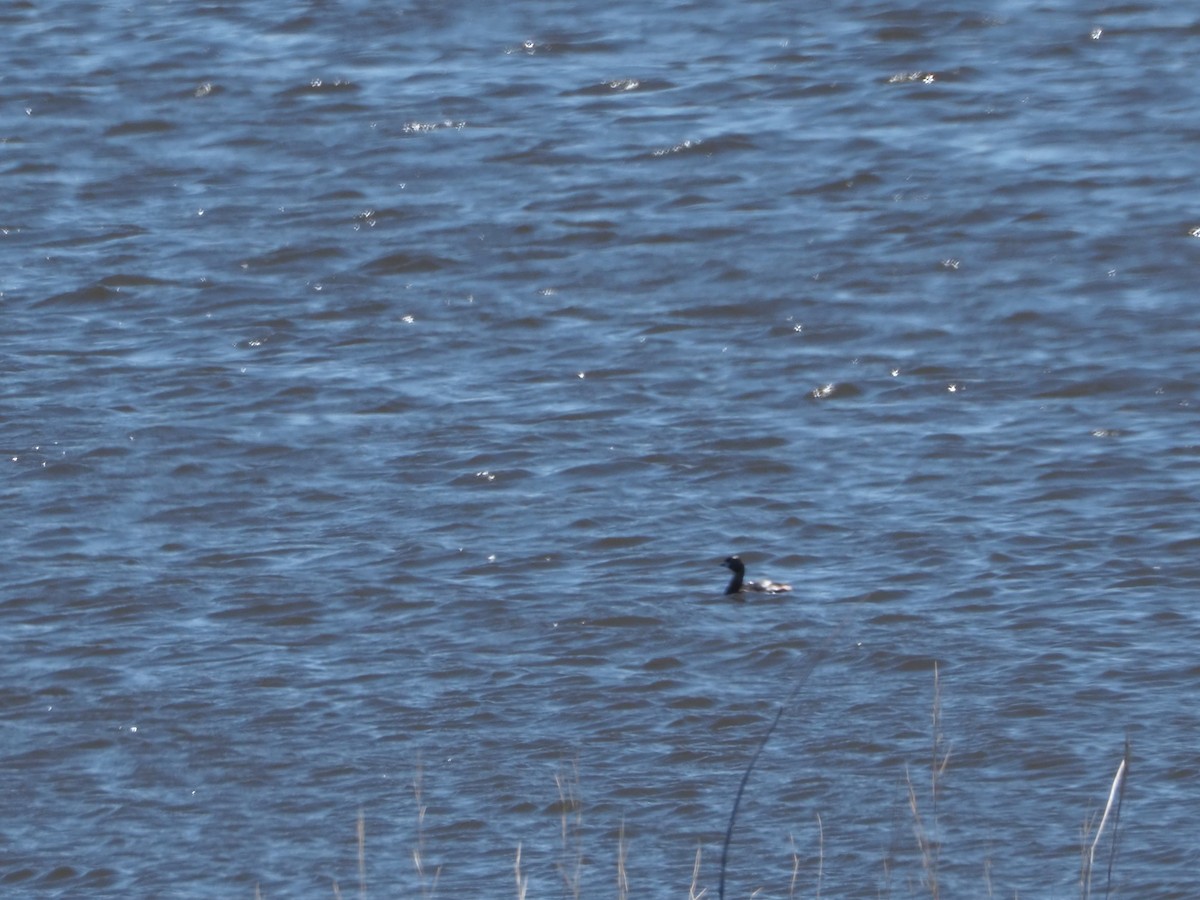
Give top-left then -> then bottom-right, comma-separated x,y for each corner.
721,556 -> 791,595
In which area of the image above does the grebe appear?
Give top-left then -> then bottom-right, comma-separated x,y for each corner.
721,556 -> 792,595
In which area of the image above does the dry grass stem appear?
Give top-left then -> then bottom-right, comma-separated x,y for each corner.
356,808 -> 366,900
514,843 -> 528,900
616,818 -> 629,900
295,678 -> 1130,900
412,766 -> 441,899
906,765 -> 938,899
1081,739 -> 1131,899
815,812 -> 824,899
787,833 -> 800,899
555,762 -> 584,899
688,845 -> 707,899
904,662 -> 951,899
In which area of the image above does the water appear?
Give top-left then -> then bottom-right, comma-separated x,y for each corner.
4,1 -> 1199,896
